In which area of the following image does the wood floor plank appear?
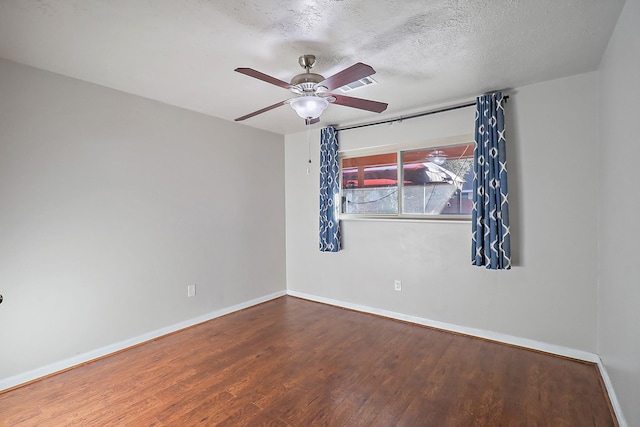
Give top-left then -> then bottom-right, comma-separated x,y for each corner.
0,296 -> 617,426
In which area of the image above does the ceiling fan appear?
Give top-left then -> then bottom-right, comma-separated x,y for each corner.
234,55 -> 388,125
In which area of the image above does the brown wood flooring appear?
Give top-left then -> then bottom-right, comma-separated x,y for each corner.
0,296 -> 617,426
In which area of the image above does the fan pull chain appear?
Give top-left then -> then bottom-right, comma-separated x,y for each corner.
306,122 -> 312,175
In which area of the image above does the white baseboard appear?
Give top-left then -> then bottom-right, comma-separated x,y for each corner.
595,357 -> 628,427
287,290 -> 598,361
2,289 -> 626,425
287,290 -> 627,426
0,290 -> 286,393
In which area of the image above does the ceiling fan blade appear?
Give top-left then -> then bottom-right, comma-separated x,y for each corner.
235,68 -> 292,89
235,100 -> 289,121
317,62 -> 375,92
331,94 -> 388,113
305,118 -> 320,125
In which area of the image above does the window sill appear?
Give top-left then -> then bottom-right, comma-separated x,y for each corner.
339,215 -> 472,224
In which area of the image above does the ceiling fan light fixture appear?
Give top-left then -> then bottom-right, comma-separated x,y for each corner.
234,57 -> 387,124
289,95 -> 329,119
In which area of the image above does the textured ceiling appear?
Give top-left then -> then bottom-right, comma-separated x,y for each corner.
0,0 -> 626,135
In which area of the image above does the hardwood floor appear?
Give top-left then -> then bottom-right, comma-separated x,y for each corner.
0,296 -> 617,426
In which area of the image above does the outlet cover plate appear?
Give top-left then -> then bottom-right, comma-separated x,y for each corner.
394,280 -> 402,291
187,284 -> 196,297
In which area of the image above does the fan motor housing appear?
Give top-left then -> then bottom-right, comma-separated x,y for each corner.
291,72 -> 325,86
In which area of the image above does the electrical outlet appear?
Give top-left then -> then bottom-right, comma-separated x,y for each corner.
394,280 -> 402,292
187,284 -> 196,297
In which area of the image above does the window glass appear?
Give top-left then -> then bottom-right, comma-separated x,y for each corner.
341,142 -> 474,218
401,144 -> 474,216
341,153 -> 399,214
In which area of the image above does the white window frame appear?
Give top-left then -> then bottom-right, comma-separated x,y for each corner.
339,134 -> 474,221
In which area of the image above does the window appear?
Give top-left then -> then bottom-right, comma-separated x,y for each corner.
340,140 -> 474,219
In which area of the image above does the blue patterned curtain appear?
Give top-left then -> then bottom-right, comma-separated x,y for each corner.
471,92 -> 511,269
319,126 -> 341,252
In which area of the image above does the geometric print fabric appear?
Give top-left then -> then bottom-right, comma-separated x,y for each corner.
471,92 -> 511,269
319,126 -> 341,252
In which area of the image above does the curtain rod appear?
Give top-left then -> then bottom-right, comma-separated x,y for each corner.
334,95 -> 509,132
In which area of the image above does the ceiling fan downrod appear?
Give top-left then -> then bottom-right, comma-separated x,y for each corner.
298,54 -> 316,72
291,55 -> 325,88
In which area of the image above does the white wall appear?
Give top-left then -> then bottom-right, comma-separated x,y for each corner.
0,59 -> 286,380
286,71 -> 599,353
598,0 -> 640,424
